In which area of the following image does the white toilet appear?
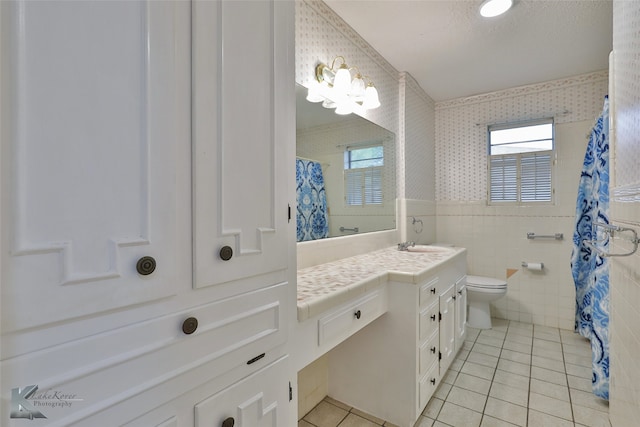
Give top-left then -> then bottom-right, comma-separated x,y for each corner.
466,275 -> 507,329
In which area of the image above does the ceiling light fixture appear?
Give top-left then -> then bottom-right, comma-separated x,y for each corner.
306,56 -> 381,115
479,0 -> 513,18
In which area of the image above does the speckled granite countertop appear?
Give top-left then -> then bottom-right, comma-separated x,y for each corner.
297,245 -> 466,321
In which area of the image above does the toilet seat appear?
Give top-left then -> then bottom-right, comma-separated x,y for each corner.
466,275 -> 507,290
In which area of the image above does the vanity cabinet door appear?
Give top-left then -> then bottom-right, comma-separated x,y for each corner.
439,284 -> 456,374
455,276 -> 467,352
192,0 -> 295,291
1,0 -> 189,331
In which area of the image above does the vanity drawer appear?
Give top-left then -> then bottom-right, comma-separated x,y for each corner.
318,289 -> 386,347
419,277 -> 439,308
419,362 -> 439,410
419,332 -> 439,377
419,301 -> 439,341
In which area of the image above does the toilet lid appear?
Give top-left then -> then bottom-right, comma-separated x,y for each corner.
466,275 -> 507,289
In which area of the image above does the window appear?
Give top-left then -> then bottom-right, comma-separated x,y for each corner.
488,120 -> 554,203
344,145 -> 383,206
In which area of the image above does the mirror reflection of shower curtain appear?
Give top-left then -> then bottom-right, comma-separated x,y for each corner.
296,158 -> 329,241
570,96 -> 609,400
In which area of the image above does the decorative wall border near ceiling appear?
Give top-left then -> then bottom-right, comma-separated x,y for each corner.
436,70 -> 609,110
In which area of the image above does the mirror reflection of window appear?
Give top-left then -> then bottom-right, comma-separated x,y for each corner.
344,144 -> 384,206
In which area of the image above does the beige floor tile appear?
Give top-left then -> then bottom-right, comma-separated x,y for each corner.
449,358 -> 464,372
461,361 -> 496,380
567,374 -> 592,393
454,372 -> 492,395
413,416 -> 434,427
442,369 -> 459,385
422,397 -> 444,419
468,351 -> 500,368
504,333 -> 533,345
383,423 -> 401,427
338,413 -> 381,427
437,402 -> 482,427
533,339 -> 563,352
325,396 -> 352,411
528,391 -> 573,421
480,415 -> 518,426
531,366 -> 567,386
529,378 -> 570,401
434,381 -> 452,400
350,408 -> 385,425
446,386 -> 488,413
502,340 -> 532,355
476,334 -> 505,348
304,401 -> 349,427
565,362 -> 592,379
483,397 -> 527,426
531,355 -> 565,373
572,403 -> 612,427
492,370 -> 530,391
497,359 -> 530,377
564,352 -> 592,367
489,382 -> 529,407
569,388 -> 610,413
563,342 -> 591,356
433,422 -> 451,427
532,347 -> 564,362
500,349 -> 531,366
527,409 -> 575,427
299,420 -> 315,427
480,329 -> 507,340
473,343 -> 503,358
533,331 -> 561,343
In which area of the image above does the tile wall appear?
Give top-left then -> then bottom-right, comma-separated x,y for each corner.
435,73 -> 609,329
609,0 -> 640,424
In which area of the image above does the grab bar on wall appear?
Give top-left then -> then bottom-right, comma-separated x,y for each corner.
340,226 -> 359,233
527,232 -> 564,240
583,222 -> 640,257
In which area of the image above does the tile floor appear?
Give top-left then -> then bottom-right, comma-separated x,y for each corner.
299,319 -> 611,427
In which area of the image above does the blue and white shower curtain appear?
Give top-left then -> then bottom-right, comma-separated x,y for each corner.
570,96 -> 610,400
296,158 -> 329,242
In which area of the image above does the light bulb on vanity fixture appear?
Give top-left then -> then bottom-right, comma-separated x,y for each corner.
306,56 -> 381,116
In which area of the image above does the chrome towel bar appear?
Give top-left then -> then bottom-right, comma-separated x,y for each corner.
527,232 -> 563,240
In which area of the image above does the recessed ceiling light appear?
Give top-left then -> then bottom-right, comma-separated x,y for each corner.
480,0 -> 513,18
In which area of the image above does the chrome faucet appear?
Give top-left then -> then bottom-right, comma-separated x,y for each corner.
397,241 -> 416,251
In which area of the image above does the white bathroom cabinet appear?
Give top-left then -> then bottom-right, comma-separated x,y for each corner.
0,1 -> 295,425
327,252 -> 467,427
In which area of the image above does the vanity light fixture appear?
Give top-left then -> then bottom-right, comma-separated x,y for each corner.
306,56 -> 381,115
479,0 -> 513,17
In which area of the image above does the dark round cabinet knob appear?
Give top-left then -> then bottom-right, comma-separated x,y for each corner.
222,417 -> 235,427
430,378 -> 436,385
182,317 -> 198,335
136,256 -> 156,275
354,310 -> 362,319
219,246 -> 233,261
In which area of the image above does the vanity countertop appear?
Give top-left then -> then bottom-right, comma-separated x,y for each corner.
297,245 -> 466,321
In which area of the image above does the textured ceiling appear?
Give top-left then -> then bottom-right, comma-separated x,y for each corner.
323,0 -> 613,101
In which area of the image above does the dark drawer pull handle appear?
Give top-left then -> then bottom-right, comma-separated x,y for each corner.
458,290 -> 463,295
220,246 -> 233,261
430,378 -> 436,385
430,287 -> 436,294
354,310 -> 362,319
430,314 -> 436,321
222,417 -> 235,427
453,295 -> 457,300
182,317 -> 198,335
247,353 -> 266,365
431,346 -> 436,354
136,256 -> 156,275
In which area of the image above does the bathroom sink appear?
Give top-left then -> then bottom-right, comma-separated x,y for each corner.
405,245 -> 454,254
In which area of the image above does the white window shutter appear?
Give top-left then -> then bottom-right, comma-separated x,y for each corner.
490,155 -> 518,202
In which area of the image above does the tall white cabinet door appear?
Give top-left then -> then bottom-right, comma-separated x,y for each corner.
192,0 -> 294,290
0,0 -> 188,331
439,284 -> 456,374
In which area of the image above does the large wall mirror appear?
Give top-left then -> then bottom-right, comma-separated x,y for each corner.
296,84 -> 396,242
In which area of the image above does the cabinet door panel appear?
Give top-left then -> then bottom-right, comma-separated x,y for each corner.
192,0 -> 294,290
439,284 -> 456,374
1,0 -> 187,331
